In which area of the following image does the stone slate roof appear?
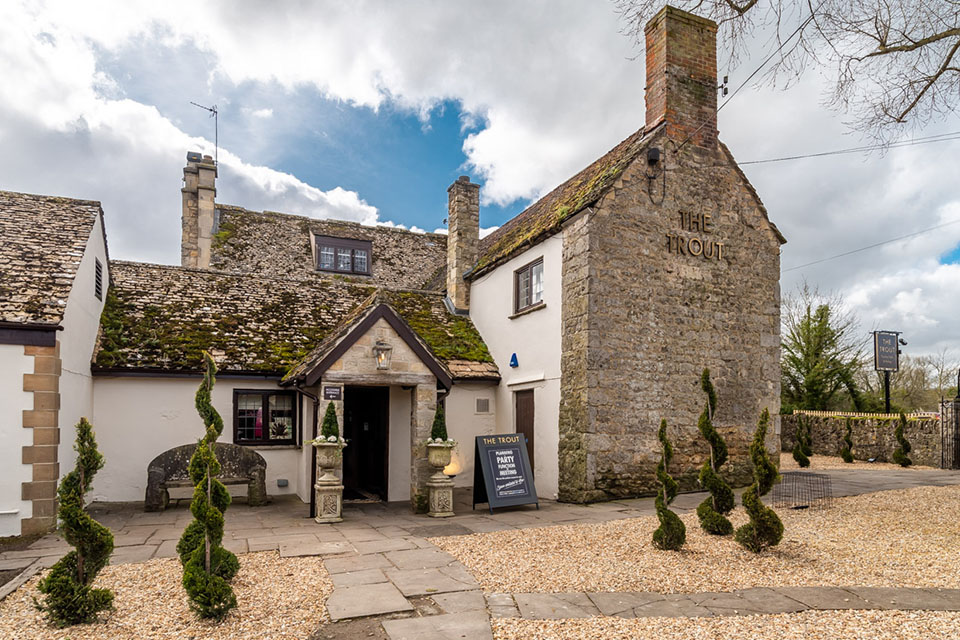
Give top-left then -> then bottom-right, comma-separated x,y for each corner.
472,126 -> 652,277
210,205 -> 448,290
0,190 -> 104,325
94,261 -> 496,379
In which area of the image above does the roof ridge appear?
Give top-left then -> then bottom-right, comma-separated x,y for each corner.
0,189 -> 102,208
217,203 -> 448,239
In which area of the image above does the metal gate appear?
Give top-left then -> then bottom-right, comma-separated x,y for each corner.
941,396 -> 960,469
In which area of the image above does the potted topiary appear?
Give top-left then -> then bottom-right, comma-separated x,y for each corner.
425,403 -> 456,469
312,402 -> 347,523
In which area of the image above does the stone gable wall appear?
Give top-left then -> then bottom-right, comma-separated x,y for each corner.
559,132 -> 782,502
781,414 -> 941,467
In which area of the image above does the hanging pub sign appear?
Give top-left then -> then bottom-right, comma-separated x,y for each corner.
873,331 -> 900,372
473,434 -> 539,514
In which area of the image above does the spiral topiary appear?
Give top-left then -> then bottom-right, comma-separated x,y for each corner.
735,409 -> 784,552
892,412 -> 912,467
320,401 -> 340,440
695,369 -> 734,535
652,419 -> 685,551
792,416 -> 810,467
840,417 -> 854,463
430,403 -> 448,441
798,415 -> 813,457
35,418 -> 114,627
177,352 -> 239,620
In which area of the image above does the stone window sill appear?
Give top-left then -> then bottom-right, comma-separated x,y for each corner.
243,443 -> 300,450
510,301 -> 546,320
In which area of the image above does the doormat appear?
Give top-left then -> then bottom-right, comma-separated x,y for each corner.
343,488 -> 382,504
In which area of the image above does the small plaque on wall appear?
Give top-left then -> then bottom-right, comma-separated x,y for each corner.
323,386 -> 342,401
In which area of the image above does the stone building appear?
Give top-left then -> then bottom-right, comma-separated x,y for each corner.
0,5 -> 783,535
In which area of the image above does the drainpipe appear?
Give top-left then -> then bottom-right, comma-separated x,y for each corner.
296,383 -> 320,519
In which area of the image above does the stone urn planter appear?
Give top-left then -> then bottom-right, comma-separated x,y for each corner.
426,441 -> 456,518
313,439 -> 346,523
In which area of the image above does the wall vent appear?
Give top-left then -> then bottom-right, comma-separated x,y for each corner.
476,398 -> 490,413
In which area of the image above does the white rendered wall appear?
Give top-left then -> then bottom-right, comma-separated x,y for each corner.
468,234 -> 563,499
58,215 -> 108,475
0,345 -> 34,536
444,383 -> 497,488
388,386 -> 412,502
92,377 -> 306,503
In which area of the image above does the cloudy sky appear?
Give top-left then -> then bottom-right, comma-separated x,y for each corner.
1,1 -> 958,356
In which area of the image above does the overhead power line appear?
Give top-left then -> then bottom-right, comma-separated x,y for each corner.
783,219 -> 960,273
740,131 -> 960,166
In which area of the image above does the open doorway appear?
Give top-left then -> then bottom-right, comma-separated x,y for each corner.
342,386 -> 389,501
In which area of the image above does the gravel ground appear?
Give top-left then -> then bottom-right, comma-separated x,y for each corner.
432,485 -> 960,593
0,551 -> 332,640
779,452 -> 935,471
492,610 -> 960,639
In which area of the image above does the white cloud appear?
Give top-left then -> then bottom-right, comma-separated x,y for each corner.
249,107 -> 273,119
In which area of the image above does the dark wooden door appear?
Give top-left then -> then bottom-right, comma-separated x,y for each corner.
515,390 -> 535,479
342,386 -> 389,500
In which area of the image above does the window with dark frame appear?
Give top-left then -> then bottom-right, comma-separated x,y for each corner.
94,258 -> 103,301
233,390 -> 297,445
314,235 -> 372,275
514,258 -> 544,313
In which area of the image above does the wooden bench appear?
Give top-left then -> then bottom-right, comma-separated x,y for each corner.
145,443 -> 268,512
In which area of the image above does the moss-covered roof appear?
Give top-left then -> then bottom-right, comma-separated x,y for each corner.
472,126 -> 653,277
93,261 -> 495,379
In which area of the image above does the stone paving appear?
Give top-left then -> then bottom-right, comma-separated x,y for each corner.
2,466 -> 960,639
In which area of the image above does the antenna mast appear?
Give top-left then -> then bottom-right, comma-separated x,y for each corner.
189,101 -> 218,165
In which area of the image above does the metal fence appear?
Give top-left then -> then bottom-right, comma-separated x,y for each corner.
771,471 -> 834,510
941,398 -> 960,470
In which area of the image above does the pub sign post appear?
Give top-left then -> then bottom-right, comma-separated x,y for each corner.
873,331 -> 902,413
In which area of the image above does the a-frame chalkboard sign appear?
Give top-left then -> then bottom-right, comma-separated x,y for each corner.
472,434 -> 539,514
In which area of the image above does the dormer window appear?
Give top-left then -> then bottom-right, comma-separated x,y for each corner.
314,235 -> 372,275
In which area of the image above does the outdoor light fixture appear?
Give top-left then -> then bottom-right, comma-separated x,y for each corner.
373,340 -> 393,370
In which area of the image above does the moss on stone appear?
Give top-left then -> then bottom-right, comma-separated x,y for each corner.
386,292 -> 493,363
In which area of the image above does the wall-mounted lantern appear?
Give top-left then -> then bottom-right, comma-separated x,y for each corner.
373,340 -> 393,370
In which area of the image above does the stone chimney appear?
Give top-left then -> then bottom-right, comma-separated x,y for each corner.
181,151 -> 217,268
644,6 -> 718,149
446,176 -> 480,311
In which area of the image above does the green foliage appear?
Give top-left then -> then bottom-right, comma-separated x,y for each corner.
696,369 -> 734,536
430,404 -> 448,441
735,409 -> 784,553
177,352 -> 238,620
840,418 -> 854,463
781,288 -> 863,411
320,402 -> 340,440
652,419 -> 685,551
797,416 -> 813,457
792,441 -> 810,467
892,412 -> 913,467
35,418 -> 115,627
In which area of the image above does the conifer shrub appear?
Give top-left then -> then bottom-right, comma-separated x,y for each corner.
177,352 -> 238,620
35,418 -> 114,627
735,409 -> 784,553
652,419 -> 685,550
320,401 -> 340,440
695,369 -> 734,535
798,416 -> 813,457
430,403 -> 448,441
792,416 -> 811,467
840,417 -> 854,463
892,412 -> 913,467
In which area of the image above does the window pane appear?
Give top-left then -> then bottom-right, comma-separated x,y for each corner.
337,248 -> 352,271
237,394 -> 263,442
319,246 -> 335,270
353,249 -> 368,273
531,261 -> 544,304
267,394 -> 294,440
517,267 -> 530,309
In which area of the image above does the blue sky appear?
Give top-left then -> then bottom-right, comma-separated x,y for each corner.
1,0 -> 958,355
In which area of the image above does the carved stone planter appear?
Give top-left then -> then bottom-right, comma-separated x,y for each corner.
313,441 -> 346,523
426,442 -> 455,518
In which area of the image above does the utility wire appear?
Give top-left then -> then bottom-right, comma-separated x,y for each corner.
783,219 -> 960,273
741,131 -> 960,165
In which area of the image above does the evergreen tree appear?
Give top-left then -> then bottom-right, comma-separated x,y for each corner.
792,416 -> 811,467
735,409 -> 784,552
36,418 -> 114,627
840,417 -> 854,463
696,369 -> 734,535
892,412 -> 913,467
320,402 -> 340,440
652,419 -> 685,550
177,352 -> 239,620
798,416 -> 813,457
430,403 -> 448,441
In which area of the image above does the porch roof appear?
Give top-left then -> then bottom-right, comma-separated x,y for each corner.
93,261 -> 498,381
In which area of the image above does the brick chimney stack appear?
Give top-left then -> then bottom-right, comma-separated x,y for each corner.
446,175 -> 480,311
181,151 -> 217,268
644,6 -> 718,149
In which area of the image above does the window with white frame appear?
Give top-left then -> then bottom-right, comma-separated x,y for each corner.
314,235 -> 372,275
514,258 -> 544,313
